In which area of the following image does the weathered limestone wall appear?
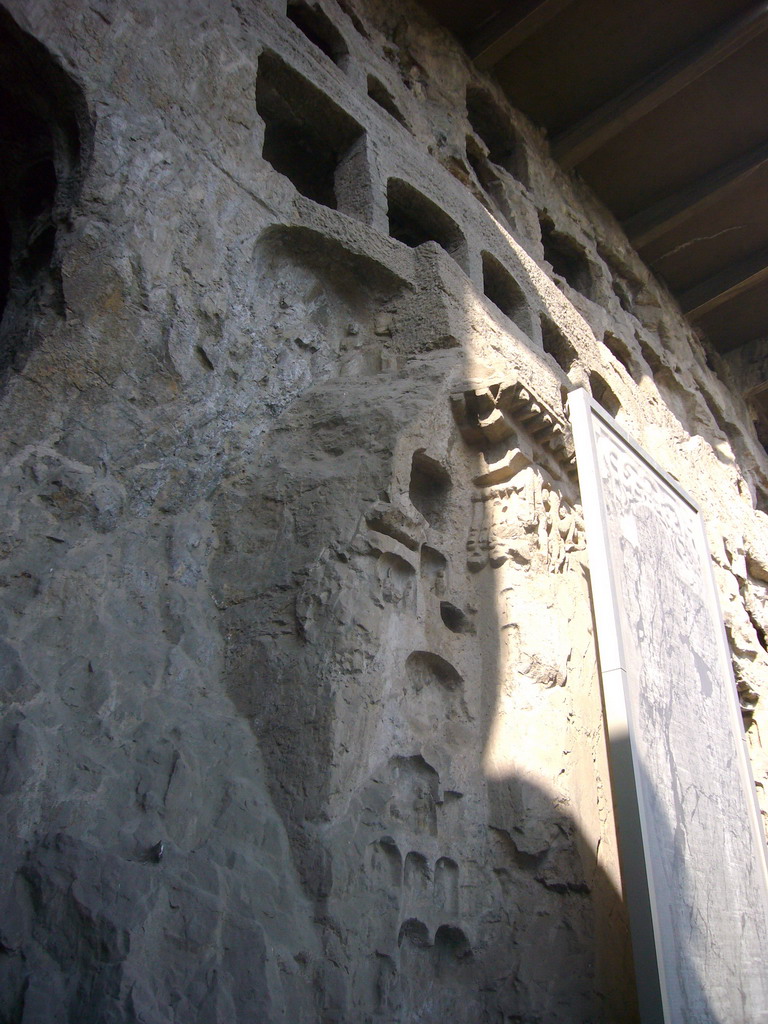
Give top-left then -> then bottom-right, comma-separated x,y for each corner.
0,0 -> 767,1022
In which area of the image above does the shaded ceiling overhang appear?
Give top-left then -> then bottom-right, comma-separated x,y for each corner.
417,0 -> 768,423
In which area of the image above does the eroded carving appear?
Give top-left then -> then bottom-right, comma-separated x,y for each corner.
403,652 -> 471,743
405,650 -> 463,691
434,924 -> 471,961
366,499 -> 426,550
439,601 -> 474,634
388,754 -> 440,836
403,851 -> 431,917
451,377 -> 576,476
376,551 -> 417,607
367,837 -> 403,889
420,545 -> 447,596
398,918 -> 430,948
434,857 -> 459,915
466,464 -> 583,573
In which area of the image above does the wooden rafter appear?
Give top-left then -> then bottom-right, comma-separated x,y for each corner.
552,2 -> 768,169
465,0 -> 574,70
624,139 -> 768,248
679,244 -> 768,318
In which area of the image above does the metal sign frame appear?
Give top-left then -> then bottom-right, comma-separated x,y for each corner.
568,387 -> 768,1024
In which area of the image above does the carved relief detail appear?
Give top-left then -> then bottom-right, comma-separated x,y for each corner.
453,377 -> 582,573
466,463 -> 583,574
450,378 -> 576,476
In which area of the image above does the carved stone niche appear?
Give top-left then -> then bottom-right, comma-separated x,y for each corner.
465,460 -> 583,575
450,377 -> 576,483
452,376 -> 583,575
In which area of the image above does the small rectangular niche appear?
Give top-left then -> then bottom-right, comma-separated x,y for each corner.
481,251 -> 531,335
637,335 -> 664,377
409,450 -> 451,528
589,370 -> 621,416
255,51 -> 367,213
337,0 -> 369,38
367,75 -> 407,128
465,135 -> 516,228
539,214 -> 596,300
287,1 -> 349,67
387,178 -> 467,271
466,85 -> 528,187
540,314 -> 578,374
603,330 -> 639,381
598,244 -> 644,315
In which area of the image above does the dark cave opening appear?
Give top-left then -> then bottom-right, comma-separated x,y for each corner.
541,314 -> 578,375
482,250 -> 530,334
409,450 -> 452,528
589,370 -> 621,416
256,50 -> 363,210
0,9 -> 87,381
539,214 -> 596,300
466,85 -> 528,186
287,0 -> 349,66
368,75 -> 407,127
388,178 -> 468,270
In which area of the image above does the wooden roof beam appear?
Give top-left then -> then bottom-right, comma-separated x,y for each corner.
624,138 -> 768,249
680,244 -> 768,319
552,2 -> 768,169
466,0 -> 574,70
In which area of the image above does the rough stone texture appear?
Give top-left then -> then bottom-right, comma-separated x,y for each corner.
725,337 -> 768,449
0,0 -> 767,1021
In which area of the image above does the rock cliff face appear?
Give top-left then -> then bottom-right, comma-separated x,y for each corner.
0,1 -> 767,1022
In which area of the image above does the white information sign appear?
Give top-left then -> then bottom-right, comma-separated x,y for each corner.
568,388 -> 768,1024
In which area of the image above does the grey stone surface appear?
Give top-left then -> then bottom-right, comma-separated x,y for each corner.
0,0 -> 767,1021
